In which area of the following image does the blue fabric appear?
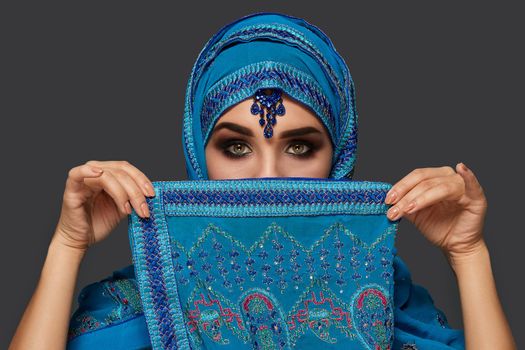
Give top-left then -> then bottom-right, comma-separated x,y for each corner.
130,178 -> 398,349
67,12 -> 465,350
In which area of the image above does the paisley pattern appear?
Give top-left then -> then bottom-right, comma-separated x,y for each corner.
240,289 -> 288,349
351,285 -> 393,350
128,179 -> 398,349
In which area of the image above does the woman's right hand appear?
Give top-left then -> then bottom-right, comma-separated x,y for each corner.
51,160 -> 156,254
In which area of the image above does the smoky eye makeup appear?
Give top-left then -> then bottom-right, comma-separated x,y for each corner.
213,137 -> 323,160
220,139 -> 253,159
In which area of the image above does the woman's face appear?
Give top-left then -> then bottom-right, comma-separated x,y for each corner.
205,93 -> 333,179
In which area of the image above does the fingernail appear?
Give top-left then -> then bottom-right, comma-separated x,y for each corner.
141,202 -> 150,218
91,167 -> 103,173
387,206 -> 399,219
461,163 -> 468,171
125,202 -> 132,215
144,182 -> 155,197
385,191 -> 396,204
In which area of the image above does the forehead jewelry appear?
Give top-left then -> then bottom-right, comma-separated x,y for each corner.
250,88 -> 286,138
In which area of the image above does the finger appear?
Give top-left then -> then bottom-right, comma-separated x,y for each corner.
117,161 -> 156,197
65,164 -> 104,194
85,170 -> 139,217
87,160 -> 155,198
385,166 -> 456,205
387,174 -> 464,220
456,162 -> 485,199
110,168 -> 151,218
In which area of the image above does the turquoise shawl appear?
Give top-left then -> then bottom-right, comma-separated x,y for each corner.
67,12 -> 465,350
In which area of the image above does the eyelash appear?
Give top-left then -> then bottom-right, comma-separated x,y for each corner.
220,140 -> 315,159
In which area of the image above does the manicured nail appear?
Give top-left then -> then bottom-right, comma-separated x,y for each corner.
91,167 -> 104,173
385,191 -> 396,204
144,182 -> 155,197
387,206 -> 399,219
141,202 -> 149,218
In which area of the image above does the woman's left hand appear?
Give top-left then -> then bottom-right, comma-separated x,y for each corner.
385,163 -> 488,259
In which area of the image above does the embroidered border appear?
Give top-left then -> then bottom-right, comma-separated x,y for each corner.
200,61 -> 335,146
160,178 -> 391,217
129,191 -> 191,349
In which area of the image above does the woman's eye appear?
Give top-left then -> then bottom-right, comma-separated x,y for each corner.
223,142 -> 252,158
286,143 -> 312,156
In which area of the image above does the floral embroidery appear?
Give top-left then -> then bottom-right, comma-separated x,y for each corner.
351,284 -> 393,350
68,314 -> 101,340
169,221 -> 395,348
68,279 -> 143,340
240,289 -> 289,349
287,285 -> 354,344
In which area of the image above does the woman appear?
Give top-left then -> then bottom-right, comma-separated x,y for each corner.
9,12 -> 515,350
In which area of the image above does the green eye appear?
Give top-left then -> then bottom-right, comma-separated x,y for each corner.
286,143 -> 311,156
286,141 -> 314,159
224,142 -> 252,158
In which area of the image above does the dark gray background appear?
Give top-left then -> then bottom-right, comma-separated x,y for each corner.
1,1 -> 523,348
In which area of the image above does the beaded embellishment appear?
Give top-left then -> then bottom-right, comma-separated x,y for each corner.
250,88 -> 286,138
128,178 -> 399,350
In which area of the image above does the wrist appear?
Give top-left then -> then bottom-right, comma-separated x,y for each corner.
443,239 -> 490,273
48,233 -> 87,264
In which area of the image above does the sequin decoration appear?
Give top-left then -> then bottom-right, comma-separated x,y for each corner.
250,88 -> 286,138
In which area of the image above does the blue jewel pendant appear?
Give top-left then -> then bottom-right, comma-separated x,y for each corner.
250,88 -> 286,138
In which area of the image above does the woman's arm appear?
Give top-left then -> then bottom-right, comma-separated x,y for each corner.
9,236 -> 85,349
446,239 -> 516,349
385,163 -> 516,349
9,161 -> 154,349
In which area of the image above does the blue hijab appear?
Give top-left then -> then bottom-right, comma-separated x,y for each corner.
67,12 -> 465,350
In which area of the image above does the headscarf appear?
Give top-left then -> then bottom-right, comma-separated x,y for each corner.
67,12 -> 466,350
182,12 -> 357,180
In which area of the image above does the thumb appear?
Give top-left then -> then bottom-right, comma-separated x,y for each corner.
456,162 -> 485,200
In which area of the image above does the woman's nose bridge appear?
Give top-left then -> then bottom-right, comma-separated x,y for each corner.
255,148 -> 281,178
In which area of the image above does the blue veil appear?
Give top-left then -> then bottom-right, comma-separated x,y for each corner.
67,12 -> 465,350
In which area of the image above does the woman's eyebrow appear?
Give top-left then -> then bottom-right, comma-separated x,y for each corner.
213,122 -> 254,137
279,126 -> 322,139
212,122 -> 322,139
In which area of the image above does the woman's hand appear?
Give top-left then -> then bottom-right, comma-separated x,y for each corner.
51,160 -> 155,254
384,163 -> 488,260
